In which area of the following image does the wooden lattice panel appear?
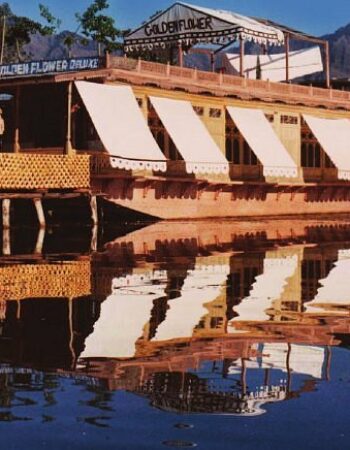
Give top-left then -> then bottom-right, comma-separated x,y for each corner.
0,261 -> 91,301
0,154 -> 90,190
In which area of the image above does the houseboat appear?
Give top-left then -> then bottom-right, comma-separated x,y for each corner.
1,2 -> 350,223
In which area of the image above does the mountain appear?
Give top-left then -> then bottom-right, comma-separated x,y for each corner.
23,31 -> 97,60
323,23 -> 350,78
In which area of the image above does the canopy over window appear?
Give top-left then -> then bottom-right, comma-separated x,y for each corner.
125,2 -> 284,52
75,81 -> 166,172
227,106 -> 298,178
303,114 -> 350,181
150,96 -> 229,174
222,47 -> 323,82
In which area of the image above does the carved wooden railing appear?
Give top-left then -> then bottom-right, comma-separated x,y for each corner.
0,153 -> 90,190
108,56 -> 350,108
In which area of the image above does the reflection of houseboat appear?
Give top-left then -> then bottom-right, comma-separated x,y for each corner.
1,3 -> 350,222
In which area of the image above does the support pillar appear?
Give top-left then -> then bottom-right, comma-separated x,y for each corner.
239,36 -> 245,77
13,85 -> 21,153
178,42 -> 183,67
90,195 -> 98,226
211,52 -> 215,72
34,198 -> 46,228
65,81 -> 74,155
91,225 -> 98,252
2,198 -> 10,229
285,33 -> 290,83
2,228 -> 10,255
325,41 -> 330,88
34,228 -> 45,254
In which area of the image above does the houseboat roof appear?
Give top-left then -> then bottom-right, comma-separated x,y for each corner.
124,2 -> 285,51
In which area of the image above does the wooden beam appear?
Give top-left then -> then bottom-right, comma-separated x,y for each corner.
239,37 -> 245,77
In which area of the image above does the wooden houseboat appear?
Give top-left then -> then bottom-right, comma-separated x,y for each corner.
1,2 -> 350,224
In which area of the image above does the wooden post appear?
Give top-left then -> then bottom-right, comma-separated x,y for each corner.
178,42 -> 183,67
211,52 -> 215,72
325,41 -> 330,88
34,198 -> 46,228
90,195 -> 98,225
2,198 -> 10,229
34,227 -> 45,254
13,86 -> 21,153
2,227 -> 10,255
239,36 -> 245,77
91,224 -> 98,252
285,33 -> 290,83
105,50 -> 110,68
65,81 -> 73,155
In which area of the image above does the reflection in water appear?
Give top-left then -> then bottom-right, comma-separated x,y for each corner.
0,219 -> 349,448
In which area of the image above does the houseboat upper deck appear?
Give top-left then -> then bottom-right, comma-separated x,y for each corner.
1,3 -> 350,221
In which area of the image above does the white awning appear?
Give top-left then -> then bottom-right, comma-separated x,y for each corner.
223,47 -> 323,82
227,106 -> 298,178
125,2 -> 284,51
150,96 -> 228,175
228,253 -> 298,330
303,115 -> 350,181
75,81 -> 166,172
152,263 -> 230,341
81,273 -> 167,359
305,250 -> 350,312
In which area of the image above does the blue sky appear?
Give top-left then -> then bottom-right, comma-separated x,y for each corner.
7,0 -> 350,36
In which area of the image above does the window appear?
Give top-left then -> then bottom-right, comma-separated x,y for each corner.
193,105 -> 204,116
281,114 -> 298,125
209,108 -> 222,118
301,142 -> 321,168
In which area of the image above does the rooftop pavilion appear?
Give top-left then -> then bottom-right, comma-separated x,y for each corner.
124,2 -> 331,87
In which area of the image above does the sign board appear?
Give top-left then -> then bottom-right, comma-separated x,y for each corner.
0,56 -> 100,79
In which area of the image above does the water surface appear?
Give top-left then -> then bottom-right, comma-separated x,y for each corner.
0,219 -> 349,449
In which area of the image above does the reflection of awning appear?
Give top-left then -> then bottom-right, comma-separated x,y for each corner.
125,2 -> 284,51
227,107 -> 298,178
81,275 -> 167,358
303,115 -> 350,180
152,264 -> 229,341
228,254 -> 298,327
223,47 -> 323,82
150,96 -> 229,174
305,250 -> 350,313
228,344 -> 325,379
75,81 -> 166,172
261,343 -> 324,379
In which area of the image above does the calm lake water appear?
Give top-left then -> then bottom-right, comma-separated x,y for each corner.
0,218 -> 349,450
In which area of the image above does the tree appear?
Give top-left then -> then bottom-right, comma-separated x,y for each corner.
75,0 -> 122,56
0,2 -> 61,62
